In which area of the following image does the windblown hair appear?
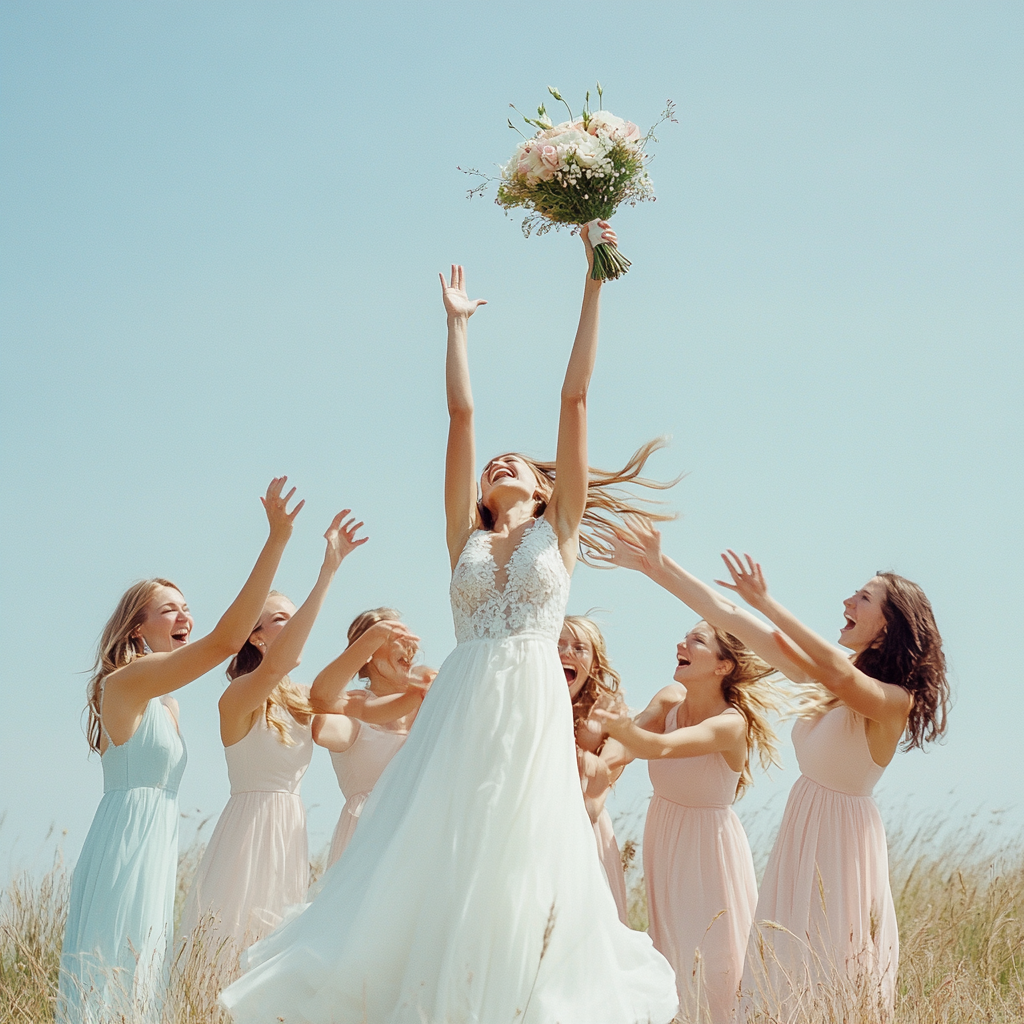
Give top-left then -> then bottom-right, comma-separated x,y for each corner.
563,616 -> 623,726
479,438 -> 679,565
226,591 -> 313,746
707,624 -> 784,799
347,607 -> 403,680
85,578 -> 181,754
798,572 -> 949,751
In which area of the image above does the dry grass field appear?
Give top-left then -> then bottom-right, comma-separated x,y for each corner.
2,818 -> 1020,1023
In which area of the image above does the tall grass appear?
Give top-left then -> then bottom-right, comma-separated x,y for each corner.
2,820 -> 1021,1023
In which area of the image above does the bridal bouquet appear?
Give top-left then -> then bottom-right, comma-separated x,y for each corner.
464,85 -> 675,280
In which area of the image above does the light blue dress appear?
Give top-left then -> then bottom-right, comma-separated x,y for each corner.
59,695 -> 187,1023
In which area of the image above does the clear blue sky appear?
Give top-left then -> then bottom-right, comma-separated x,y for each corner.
2,2 -> 1021,872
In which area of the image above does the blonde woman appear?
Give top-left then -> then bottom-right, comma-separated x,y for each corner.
311,608 -> 433,867
594,621 -> 780,1024
180,510 -> 366,959
559,615 -> 630,924
221,234 -> 679,1024
58,477 -> 300,1024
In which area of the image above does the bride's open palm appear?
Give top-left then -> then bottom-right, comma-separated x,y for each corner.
438,264 -> 487,319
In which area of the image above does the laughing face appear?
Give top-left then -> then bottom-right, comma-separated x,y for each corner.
558,624 -> 595,701
479,454 -> 538,514
672,621 -> 732,686
839,577 -> 888,652
135,584 -> 193,654
373,630 -> 420,686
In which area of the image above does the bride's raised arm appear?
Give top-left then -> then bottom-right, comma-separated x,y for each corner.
546,221 -> 616,573
439,265 -> 488,569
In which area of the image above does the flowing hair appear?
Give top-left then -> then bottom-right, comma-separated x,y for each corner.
85,578 -> 181,754
347,607 -> 403,679
797,572 -> 949,751
707,624 -> 785,799
226,591 -> 313,745
563,616 -> 623,727
479,438 -> 679,565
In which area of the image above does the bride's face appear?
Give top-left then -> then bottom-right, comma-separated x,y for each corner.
480,454 -> 536,512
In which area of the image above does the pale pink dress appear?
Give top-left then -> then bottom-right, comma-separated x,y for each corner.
742,705 -> 898,1019
181,709 -> 312,953
645,705 -> 756,1024
326,721 -> 406,867
593,808 -> 629,924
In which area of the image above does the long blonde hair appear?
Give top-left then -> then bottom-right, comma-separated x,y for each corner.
479,438 -> 679,565
563,615 -> 623,726
226,592 -> 313,745
85,578 -> 181,754
707,624 -> 785,799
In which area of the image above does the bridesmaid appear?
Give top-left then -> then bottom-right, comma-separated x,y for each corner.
180,510 -> 367,959
559,615 -> 630,924
310,608 -> 432,868
599,517 -> 948,1018
594,621 -> 780,1024
59,477 -> 300,1023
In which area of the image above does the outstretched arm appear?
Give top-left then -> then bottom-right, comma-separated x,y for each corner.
546,223 -> 615,571
593,704 -> 746,761
105,477 -> 302,709
440,266 -> 487,569
218,511 -> 367,746
593,517 -> 814,684
716,552 -> 912,727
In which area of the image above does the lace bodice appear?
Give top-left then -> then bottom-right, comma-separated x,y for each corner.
450,518 -> 571,643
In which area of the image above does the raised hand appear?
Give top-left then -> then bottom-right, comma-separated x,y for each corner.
581,220 -> 616,277
438,265 -> 487,320
590,704 -> 633,740
592,514 -> 664,575
261,476 -> 304,537
367,619 -> 422,654
715,550 -> 770,611
322,510 -> 368,574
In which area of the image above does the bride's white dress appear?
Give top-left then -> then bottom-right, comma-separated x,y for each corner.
220,517 -> 678,1024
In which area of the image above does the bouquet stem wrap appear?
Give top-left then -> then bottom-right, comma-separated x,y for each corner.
585,219 -> 632,281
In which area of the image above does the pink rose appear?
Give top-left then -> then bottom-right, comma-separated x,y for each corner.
540,145 -> 559,170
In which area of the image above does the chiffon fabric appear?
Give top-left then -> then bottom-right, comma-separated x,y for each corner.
593,808 -> 629,925
220,517 -> 677,1024
59,696 -> 187,1023
326,720 -> 406,867
644,705 -> 756,1024
742,705 -> 898,1020
180,708 -> 313,954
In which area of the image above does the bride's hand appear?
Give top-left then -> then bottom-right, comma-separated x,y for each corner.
581,221 -> 616,277
439,265 -> 487,320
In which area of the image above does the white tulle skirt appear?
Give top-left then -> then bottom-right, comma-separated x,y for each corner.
220,633 -> 678,1024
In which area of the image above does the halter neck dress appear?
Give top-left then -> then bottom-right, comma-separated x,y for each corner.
180,706 -> 313,956
221,517 -> 678,1024
742,705 -> 898,1019
59,695 -> 187,1023
644,704 -> 756,1024
326,720 -> 407,867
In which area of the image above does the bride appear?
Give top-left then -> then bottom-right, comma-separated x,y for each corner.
220,227 -> 679,1024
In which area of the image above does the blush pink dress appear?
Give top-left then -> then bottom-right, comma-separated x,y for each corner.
180,709 -> 312,954
593,808 -> 629,924
326,721 -> 407,867
644,705 -> 756,1024
742,705 -> 898,1019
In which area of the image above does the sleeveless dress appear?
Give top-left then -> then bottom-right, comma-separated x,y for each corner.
59,695 -> 187,1023
220,517 -> 678,1024
593,808 -> 629,924
742,705 -> 898,1019
326,721 -> 407,867
644,705 -> 756,1024
180,708 -> 313,954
